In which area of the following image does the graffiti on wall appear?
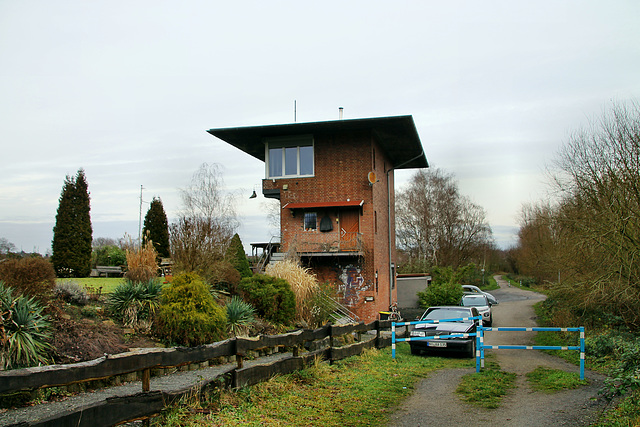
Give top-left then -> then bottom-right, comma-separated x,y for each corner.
338,264 -> 370,307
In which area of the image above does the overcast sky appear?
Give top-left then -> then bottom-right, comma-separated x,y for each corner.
1,1 -> 639,255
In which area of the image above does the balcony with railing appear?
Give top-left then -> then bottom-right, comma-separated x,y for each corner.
288,231 -> 364,256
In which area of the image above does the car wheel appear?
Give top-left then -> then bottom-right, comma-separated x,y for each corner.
410,346 -> 421,355
467,339 -> 476,359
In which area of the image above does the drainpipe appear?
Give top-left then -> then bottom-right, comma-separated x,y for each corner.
386,152 -> 426,308
387,169 -> 393,308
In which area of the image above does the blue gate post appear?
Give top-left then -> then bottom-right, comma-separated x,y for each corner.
391,321 -> 396,359
580,326 -> 585,380
475,325 -> 482,373
479,325 -> 485,368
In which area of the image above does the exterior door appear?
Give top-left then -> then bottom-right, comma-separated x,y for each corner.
340,209 -> 360,251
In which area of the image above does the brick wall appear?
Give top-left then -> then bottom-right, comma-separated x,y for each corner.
262,129 -> 397,322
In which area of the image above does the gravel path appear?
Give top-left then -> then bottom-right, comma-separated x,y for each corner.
388,276 -> 609,427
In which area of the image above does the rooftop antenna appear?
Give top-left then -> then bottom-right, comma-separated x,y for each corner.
294,100 -> 297,122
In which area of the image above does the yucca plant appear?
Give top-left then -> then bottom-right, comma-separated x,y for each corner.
225,296 -> 256,336
0,282 -> 52,370
107,279 -> 162,330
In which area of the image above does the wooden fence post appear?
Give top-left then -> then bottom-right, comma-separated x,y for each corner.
236,354 -> 244,369
141,368 -> 150,392
329,324 -> 334,365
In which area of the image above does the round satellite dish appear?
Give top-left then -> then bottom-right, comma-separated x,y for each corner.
368,171 -> 377,185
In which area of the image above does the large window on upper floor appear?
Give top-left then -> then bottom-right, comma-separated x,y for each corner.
266,135 -> 314,179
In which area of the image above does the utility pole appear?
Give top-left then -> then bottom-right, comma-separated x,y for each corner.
138,185 -> 144,248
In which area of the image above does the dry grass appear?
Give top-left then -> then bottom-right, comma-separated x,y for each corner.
125,238 -> 158,284
266,259 -> 319,324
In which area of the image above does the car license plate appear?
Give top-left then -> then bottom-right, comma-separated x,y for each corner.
428,341 -> 446,348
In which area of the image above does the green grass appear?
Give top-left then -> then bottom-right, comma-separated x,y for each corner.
591,389 -> 640,427
56,277 -> 125,294
481,275 -> 500,291
153,343 -> 474,426
456,361 -> 517,409
525,366 -> 587,392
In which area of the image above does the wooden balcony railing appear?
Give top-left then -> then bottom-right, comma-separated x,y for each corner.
289,232 -> 364,254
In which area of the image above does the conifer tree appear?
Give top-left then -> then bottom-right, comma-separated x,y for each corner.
226,233 -> 252,278
51,169 -> 93,277
143,197 -> 170,258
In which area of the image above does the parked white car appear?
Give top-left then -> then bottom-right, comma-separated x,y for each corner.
460,294 -> 492,326
462,285 -> 498,305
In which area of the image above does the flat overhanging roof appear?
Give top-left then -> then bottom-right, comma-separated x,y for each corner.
207,115 -> 428,170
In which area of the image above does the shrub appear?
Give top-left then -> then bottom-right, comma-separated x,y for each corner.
107,279 -> 162,330
416,265 -> 471,308
585,329 -> 640,400
0,257 -> 56,301
0,282 -> 52,369
93,245 -> 126,267
417,282 -> 464,308
54,281 -> 89,305
225,296 -> 256,336
265,260 -> 319,325
506,274 -> 537,288
226,233 -> 253,279
156,272 -> 227,346
237,274 -> 296,325
125,240 -> 158,284
207,260 -> 241,293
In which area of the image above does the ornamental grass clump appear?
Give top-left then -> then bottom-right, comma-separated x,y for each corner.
265,260 -> 320,326
156,272 -> 227,346
125,238 -> 158,284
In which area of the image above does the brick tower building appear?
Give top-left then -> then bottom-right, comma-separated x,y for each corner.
208,115 -> 428,322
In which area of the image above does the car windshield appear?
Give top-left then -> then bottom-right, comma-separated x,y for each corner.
461,296 -> 487,307
423,309 -> 471,321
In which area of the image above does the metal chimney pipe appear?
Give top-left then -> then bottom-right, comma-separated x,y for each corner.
339,107 -> 344,120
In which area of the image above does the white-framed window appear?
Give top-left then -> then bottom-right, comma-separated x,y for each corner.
304,212 -> 317,231
265,135 -> 314,179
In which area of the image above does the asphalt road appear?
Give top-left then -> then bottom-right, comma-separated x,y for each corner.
388,276 -> 609,427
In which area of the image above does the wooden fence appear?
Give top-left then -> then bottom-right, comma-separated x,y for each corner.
1,320 -> 396,427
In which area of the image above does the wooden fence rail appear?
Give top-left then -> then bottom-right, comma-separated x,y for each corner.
1,320 -> 395,427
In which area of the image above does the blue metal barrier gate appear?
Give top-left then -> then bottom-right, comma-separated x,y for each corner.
391,316 -> 482,359
477,325 -> 586,380
391,321 -> 585,381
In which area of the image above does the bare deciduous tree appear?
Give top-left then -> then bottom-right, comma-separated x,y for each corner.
547,100 -> 640,328
0,238 -> 16,255
513,202 -> 566,284
396,168 -> 493,269
170,163 -> 239,282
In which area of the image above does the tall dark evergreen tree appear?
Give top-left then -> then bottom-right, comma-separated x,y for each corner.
143,197 -> 170,258
226,233 -> 252,278
51,169 -> 93,277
